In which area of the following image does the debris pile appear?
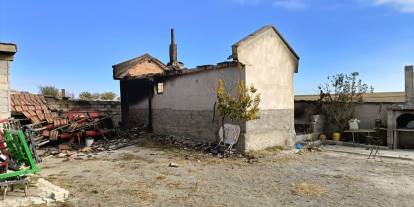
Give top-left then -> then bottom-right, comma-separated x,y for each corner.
38,128 -> 147,158
10,93 -> 115,150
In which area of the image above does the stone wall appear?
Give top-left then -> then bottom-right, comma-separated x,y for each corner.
45,97 -> 121,126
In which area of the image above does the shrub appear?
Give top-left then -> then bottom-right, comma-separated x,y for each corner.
39,86 -> 60,98
216,79 -> 261,139
318,72 -> 373,133
79,91 -> 94,101
100,92 -> 117,101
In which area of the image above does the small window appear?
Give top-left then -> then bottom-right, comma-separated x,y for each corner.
156,82 -> 164,94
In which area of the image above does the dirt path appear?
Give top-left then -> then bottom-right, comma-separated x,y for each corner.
38,145 -> 414,207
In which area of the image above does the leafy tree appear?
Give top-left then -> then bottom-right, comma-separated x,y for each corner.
79,91 -> 94,101
39,86 -> 60,98
100,92 -> 117,101
92,93 -> 100,100
318,72 -> 373,133
216,79 -> 261,140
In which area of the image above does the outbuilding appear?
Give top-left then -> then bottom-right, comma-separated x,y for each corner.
113,25 -> 299,151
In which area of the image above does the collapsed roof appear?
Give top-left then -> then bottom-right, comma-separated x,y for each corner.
112,25 -> 299,80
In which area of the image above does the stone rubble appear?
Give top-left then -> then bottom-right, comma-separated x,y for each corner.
0,177 -> 69,207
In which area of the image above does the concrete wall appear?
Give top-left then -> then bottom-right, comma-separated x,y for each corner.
145,67 -> 243,143
45,97 -> 121,126
0,44 -> 16,120
152,67 -> 243,110
235,28 -> 298,151
354,103 -> 391,129
0,61 -> 10,119
294,101 -> 392,131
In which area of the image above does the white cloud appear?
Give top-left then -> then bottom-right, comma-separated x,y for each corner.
231,0 -> 414,13
372,0 -> 414,12
272,0 -> 308,10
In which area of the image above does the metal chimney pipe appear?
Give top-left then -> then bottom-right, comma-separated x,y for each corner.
405,65 -> 414,104
169,28 -> 178,67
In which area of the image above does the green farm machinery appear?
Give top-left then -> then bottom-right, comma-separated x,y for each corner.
0,119 -> 40,183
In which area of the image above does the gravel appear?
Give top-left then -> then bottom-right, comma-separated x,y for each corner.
38,144 -> 414,207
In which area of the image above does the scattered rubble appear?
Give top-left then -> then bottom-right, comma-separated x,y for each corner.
0,177 -> 69,207
168,162 -> 179,168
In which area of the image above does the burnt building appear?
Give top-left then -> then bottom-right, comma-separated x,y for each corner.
113,26 -> 300,151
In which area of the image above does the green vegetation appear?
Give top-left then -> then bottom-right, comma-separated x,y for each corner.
79,91 -> 118,101
100,92 -> 117,100
318,72 -> 373,133
216,79 -> 261,139
39,86 -> 60,98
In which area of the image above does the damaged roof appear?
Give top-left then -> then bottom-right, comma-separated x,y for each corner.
113,25 -> 299,80
113,53 -> 167,80
11,92 -> 64,124
115,60 -> 242,81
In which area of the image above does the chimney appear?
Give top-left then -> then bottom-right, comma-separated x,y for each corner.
168,28 -> 180,70
405,65 -> 414,104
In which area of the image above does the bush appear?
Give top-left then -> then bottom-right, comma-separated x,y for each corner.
39,86 -> 60,98
216,79 -> 261,139
318,72 -> 373,133
100,92 -> 117,101
79,91 -> 94,101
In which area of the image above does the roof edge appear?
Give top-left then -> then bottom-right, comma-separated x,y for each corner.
232,25 -> 300,61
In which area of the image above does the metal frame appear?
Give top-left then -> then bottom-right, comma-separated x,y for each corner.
0,129 -> 39,181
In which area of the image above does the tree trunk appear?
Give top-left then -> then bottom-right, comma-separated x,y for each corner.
221,116 -> 226,141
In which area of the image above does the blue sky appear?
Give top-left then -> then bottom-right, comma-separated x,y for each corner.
1,0 -> 413,96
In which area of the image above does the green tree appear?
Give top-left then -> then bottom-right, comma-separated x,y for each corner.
318,72 -> 373,133
100,92 -> 116,101
39,86 -> 60,98
92,93 -> 100,100
216,79 -> 261,140
79,91 -> 94,101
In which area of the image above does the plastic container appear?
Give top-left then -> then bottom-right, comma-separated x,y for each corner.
349,119 -> 360,130
85,137 -> 94,147
332,133 -> 341,141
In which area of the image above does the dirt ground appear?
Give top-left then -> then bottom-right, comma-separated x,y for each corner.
37,140 -> 414,207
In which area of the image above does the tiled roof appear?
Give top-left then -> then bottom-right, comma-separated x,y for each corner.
112,53 -> 167,80
11,92 -> 67,124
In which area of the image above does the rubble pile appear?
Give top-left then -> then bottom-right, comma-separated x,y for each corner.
38,129 -> 146,158
147,133 -> 243,158
10,93 -> 115,152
